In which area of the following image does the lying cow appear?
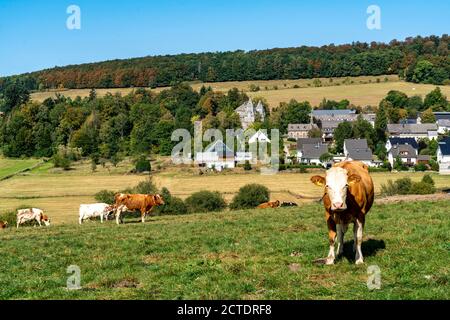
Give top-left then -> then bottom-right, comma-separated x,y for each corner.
0,221 -> 8,229
79,203 -> 114,224
257,200 -> 280,209
17,208 -> 51,228
311,161 -> 374,265
114,193 -> 165,225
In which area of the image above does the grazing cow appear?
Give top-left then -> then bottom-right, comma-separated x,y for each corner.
257,200 -> 281,209
79,203 -> 114,224
16,208 -> 51,228
311,161 -> 374,265
0,221 -> 8,229
114,193 -> 165,224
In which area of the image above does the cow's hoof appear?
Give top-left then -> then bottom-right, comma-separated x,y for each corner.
325,258 -> 335,265
355,259 -> 364,265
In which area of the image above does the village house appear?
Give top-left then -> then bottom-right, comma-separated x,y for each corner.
387,123 -> 438,140
320,121 -> 340,142
343,139 -> 374,166
437,119 -> 450,134
235,99 -> 265,130
437,137 -> 450,175
248,129 -> 271,144
195,140 -> 235,171
387,143 -> 418,168
385,137 -> 419,153
287,123 -> 319,140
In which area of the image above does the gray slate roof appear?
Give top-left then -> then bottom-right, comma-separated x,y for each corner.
388,138 -> 419,150
390,144 -> 418,158
387,123 -> 438,134
344,139 -> 372,160
312,109 -> 356,116
433,112 -> 450,121
301,143 -> 328,159
439,137 -> 450,156
297,138 -> 322,151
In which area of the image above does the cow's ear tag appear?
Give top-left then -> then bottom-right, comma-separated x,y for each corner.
311,176 -> 325,187
348,174 -> 361,185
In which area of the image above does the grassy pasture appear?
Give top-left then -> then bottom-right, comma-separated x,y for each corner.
0,158 -> 42,180
0,200 -> 448,299
30,75 -> 450,108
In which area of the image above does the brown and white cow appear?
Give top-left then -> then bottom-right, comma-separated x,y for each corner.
257,200 -> 281,209
16,208 -> 51,228
311,161 -> 374,265
114,193 -> 165,224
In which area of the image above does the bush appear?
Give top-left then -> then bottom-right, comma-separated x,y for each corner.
414,163 -> 427,172
396,177 -> 413,195
95,190 -> 116,204
421,174 -> 435,186
380,180 -> 398,196
135,155 -> 151,173
0,210 -> 17,226
410,181 -> 436,195
380,175 -> 436,196
155,187 -> 188,215
52,145 -> 82,170
52,153 -> 72,170
244,161 -> 252,171
133,177 -> 158,194
230,184 -> 269,210
185,191 -> 227,213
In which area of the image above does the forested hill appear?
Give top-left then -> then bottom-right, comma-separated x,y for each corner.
1,35 -> 449,91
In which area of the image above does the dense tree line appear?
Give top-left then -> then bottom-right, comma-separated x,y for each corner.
0,35 -> 449,93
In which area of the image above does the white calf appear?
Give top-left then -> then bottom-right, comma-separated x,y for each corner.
79,203 -> 114,224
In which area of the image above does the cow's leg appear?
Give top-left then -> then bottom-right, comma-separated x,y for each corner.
116,209 -> 121,225
354,219 -> 364,265
336,224 -> 348,257
141,209 -> 146,223
100,213 -> 103,223
326,218 -> 337,265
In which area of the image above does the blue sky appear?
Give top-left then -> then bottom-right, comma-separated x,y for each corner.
0,0 -> 449,76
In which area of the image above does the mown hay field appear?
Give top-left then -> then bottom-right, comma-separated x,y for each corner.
1,158 -> 450,225
30,75 -> 450,108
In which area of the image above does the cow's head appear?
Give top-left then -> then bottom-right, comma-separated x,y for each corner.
154,194 -> 165,205
311,167 -> 361,212
41,214 -> 51,226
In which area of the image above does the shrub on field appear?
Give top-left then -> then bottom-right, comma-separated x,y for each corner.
409,181 -> 436,195
396,177 -> 413,195
154,187 -> 188,215
421,174 -> 435,186
244,161 -> 252,171
380,175 -> 436,196
0,210 -> 17,226
185,191 -> 227,213
414,163 -> 427,172
95,190 -> 116,204
229,184 -> 270,210
133,177 -> 158,194
380,180 -> 398,197
135,155 -> 151,173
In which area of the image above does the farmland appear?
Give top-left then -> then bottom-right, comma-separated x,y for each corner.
30,75 -> 450,108
1,158 -> 450,225
0,200 -> 448,299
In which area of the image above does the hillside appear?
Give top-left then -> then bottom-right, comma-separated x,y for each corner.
1,35 -> 449,91
29,76 -> 450,108
0,200 -> 448,299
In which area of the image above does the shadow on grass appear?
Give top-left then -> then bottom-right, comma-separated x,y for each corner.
341,239 -> 386,263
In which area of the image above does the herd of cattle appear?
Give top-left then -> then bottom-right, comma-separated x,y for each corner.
1,161 -> 374,265
0,192 -> 166,229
